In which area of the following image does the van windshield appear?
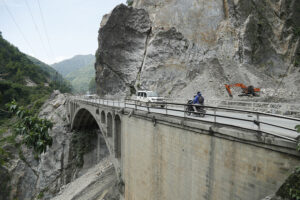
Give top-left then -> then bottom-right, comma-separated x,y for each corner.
148,92 -> 158,97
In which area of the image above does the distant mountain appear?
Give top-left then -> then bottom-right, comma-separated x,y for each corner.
51,54 -> 95,77
0,33 -> 71,115
65,63 -> 95,93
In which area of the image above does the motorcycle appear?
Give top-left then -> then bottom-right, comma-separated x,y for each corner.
185,100 -> 206,117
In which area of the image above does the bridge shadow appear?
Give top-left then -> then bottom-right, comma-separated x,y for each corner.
71,108 -> 113,175
70,106 -> 123,186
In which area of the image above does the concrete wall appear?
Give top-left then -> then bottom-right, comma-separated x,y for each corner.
121,115 -> 300,200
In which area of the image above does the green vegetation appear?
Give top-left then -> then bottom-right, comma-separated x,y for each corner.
276,167 -> 300,200
51,54 -> 95,94
296,125 -> 300,151
126,0 -> 133,6
65,63 -> 95,94
0,33 -> 71,120
37,191 -> 44,199
7,100 -> 53,155
27,55 -> 72,92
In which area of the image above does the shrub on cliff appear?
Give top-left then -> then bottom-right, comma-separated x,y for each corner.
6,100 -> 53,156
276,167 -> 300,200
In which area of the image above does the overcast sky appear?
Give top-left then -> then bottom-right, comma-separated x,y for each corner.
0,0 -> 125,64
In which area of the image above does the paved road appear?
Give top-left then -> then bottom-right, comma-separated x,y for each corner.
76,98 -> 300,141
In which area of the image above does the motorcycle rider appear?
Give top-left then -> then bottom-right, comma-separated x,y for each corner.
193,91 -> 204,112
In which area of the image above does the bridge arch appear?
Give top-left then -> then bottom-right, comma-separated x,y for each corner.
107,112 -> 113,138
101,110 -> 106,124
114,115 -> 121,158
71,108 -> 112,168
72,108 -> 99,130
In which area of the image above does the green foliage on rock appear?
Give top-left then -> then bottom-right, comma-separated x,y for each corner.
276,167 -> 300,200
6,100 -> 53,155
126,0 -> 133,6
296,125 -> 300,151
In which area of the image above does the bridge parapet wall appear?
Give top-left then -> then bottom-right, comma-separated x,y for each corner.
121,109 -> 300,200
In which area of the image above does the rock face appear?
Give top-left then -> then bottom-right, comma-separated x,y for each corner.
95,4 -> 151,97
2,91 -> 112,200
95,0 -> 300,101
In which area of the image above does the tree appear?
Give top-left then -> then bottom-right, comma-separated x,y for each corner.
126,0 -> 133,6
296,125 -> 300,151
6,100 -> 53,155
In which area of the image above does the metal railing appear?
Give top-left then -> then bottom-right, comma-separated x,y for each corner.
164,98 -> 300,117
69,96 -> 300,143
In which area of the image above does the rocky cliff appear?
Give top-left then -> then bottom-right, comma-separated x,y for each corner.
95,0 -> 300,101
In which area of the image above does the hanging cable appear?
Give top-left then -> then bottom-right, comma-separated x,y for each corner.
36,0 -> 55,60
24,0 -> 51,59
3,0 -> 36,55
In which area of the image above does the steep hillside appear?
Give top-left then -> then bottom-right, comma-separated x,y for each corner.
95,1 -> 300,101
27,55 -> 72,92
0,33 -> 71,114
65,63 -> 95,94
52,54 -> 95,77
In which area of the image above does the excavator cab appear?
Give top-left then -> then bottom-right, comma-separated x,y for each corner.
225,83 -> 260,97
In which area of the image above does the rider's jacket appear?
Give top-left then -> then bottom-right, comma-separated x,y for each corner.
193,95 -> 204,105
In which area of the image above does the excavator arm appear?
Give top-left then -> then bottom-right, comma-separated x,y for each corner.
225,83 -> 260,97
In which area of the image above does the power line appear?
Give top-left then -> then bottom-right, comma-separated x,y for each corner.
36,0 -> 55,60
24,0 -> 50,59
3,0 -> 36,55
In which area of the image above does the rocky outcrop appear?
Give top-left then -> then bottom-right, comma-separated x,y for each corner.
95,0 -> 300,101
95,4 -> 151,97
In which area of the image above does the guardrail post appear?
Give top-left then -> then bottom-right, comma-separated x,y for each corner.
165,104 -> 168,115
135,101 -> 137,110
214,108 -> 216,123
256,113 -> 261,132
184,104 -> 186,118
147,103 -> 150,113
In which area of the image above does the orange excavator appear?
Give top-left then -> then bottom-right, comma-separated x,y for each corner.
225,83 -> 260,97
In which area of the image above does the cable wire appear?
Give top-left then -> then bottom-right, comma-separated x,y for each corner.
36,0 -> 55,60
24,0 -> 50,59
3,0 -> 36,55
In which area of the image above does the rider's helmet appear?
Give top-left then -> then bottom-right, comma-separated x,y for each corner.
197,91 -> 202,96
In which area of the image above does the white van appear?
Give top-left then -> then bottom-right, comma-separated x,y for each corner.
136,90 -> 165,107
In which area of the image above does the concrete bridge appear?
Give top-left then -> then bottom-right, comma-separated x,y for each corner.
67,96 -> 300,200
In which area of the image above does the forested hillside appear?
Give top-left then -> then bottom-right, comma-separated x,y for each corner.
0,33 -> 71,117
52,54 -> 95,94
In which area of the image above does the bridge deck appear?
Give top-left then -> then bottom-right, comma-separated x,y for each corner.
70,97 -> 300,142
